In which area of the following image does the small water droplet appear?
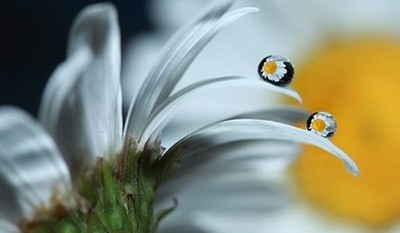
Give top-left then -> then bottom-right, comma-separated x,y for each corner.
306,112 -> 337,138
257,55 -> 294,86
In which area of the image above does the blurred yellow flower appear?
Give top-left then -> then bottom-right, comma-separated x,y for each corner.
292,38 -> 400,228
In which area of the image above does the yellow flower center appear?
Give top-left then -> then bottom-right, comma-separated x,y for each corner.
311,118 -> 326,132
291,38 -> 400,227
264,61 -> 277,74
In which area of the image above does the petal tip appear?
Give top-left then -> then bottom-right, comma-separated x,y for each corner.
245,7 -> 261,13
344,160 -> 360,176
80,3 -> 117,18
296,94 -> 303,103
289,89 -> 302,103
68,3 -> 119,55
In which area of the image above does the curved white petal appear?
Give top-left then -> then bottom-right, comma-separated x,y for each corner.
0,219 -> 19,233
138,76 -> 301,147
125,0 -> 233,137
164,119 -> 359,175
124,2 -> 259,138
159,106 -> 308,149
38,3 -> 122,172
0,107 -> 70,222
121,1 -> 232,113
153,7 -> 260,107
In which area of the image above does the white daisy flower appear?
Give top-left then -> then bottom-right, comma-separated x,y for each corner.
0,1 -> 359,233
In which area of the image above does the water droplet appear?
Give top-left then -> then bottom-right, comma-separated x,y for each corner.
257,55 -> 294,86
307,112 -> 337,138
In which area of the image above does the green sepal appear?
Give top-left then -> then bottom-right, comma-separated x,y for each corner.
118,139 -> 138,193
99,160 -> 130,232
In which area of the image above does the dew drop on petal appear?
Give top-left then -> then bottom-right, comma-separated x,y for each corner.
306,111 -> 337,138
257,55 -> 294,86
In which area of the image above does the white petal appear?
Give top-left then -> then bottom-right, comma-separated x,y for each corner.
164,119 -> 359,175
275,67 -> 287,76
275,61 -> 285,67
152,7 -> 259,106
123,0 -> 232,112
138,76 -> 301,147
0,219 -> 19,233
124,2 -> 259,138
0,107 -> 70,221
38,3 -> 122,172
125,1 -> 234,137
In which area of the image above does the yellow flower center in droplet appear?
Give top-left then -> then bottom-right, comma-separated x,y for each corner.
311,119 -> 326,132
291,38 -> 400,228
264,61 -> 277,74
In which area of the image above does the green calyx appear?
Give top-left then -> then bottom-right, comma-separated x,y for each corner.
21,139 -> 176,233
